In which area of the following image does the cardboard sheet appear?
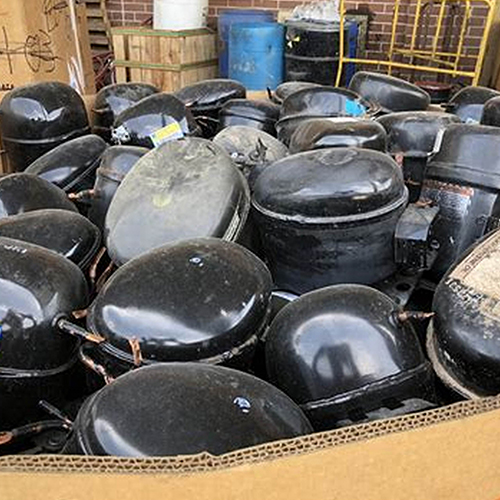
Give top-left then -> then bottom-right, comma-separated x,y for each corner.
0,0 -> 94,94
1,403 -> 500,500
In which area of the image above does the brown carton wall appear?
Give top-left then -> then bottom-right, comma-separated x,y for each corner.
1,396 -> 500,499
0,0 -> 95,94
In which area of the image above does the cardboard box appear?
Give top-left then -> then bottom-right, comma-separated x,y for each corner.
0,150 -> 9,175
0,1 -> 95,173
0,0 -> 95,95
0,20 -> 499,495
1,396 -> 500,499
82,93 -> 97,128
247,90 -> 272,101
75,2 -> 96,95
0,115 -> 9,174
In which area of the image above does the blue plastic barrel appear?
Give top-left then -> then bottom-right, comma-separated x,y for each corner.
218,9 -> 275,78
229,23 -> 285,91
345,22 -> 359,86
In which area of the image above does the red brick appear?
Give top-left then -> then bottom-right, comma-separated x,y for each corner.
254,0 -> 278,7
226,0 -> 253,6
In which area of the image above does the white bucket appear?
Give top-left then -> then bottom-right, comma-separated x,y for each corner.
153,0 -> 209,31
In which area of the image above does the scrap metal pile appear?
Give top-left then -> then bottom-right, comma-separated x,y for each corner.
1,73 -> 500,457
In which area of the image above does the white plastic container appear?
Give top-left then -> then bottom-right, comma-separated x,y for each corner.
153,0 -> 209,31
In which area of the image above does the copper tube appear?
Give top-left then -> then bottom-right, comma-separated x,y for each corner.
89,247 -> 107,286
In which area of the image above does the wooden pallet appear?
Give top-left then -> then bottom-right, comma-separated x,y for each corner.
112,27 -> 218,92
84,0 -> 112,53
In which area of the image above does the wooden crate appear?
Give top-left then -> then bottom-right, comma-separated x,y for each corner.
112,27 -> 218,92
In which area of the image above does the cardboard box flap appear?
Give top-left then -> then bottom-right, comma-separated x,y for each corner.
1,394 -> 500,475
0,0 -> 94,94
1,397 -> 500,500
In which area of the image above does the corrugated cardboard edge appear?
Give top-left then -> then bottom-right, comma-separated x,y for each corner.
3,399 -> 500,500
1,395 -> 500,474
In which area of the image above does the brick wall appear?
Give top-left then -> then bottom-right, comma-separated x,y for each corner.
106,0 -> 153,25
105,0 -> 487,76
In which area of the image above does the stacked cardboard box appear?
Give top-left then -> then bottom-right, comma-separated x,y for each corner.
0,0 -> 95,174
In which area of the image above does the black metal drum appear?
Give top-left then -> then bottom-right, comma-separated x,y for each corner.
111,93 -> 201,148
252,147 -> 409,293
219,99 -> 280,137
0,82 -> 90,171
25,135 -> 107,193
289,118 -> 387,154
82,238 -> 272,376
446,86 -> 500,123
0,174 -> 77,220
0,237 -> 88,430
428,229 -> 500,398
349,72 -> 431,113
266,284 -> 436,430
0,210 -> 101,270
63,363 -> 312,456
378,111 -> 460,202
88,146 -> 149,230
420,124 -> 500,282
175,79 -> 246,137
213,125 -> 288,187
105,138 -> 250,266
276,86 -> 376,145
93,83 -> 159,142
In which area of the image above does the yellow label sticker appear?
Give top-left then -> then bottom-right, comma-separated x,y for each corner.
150,121 -> 184,147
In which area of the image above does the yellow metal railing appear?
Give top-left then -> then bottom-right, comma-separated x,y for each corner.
336,0 -> 496,86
